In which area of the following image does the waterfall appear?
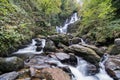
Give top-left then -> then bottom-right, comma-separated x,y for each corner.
14,39 -> 46,54
56,13 -> 79,34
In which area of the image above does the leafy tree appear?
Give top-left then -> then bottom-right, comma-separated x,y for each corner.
78,0 -> 117,42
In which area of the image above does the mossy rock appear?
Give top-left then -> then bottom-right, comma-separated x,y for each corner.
107,45 -> 120,55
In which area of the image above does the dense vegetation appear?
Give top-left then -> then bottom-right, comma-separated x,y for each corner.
77,0 -> 120,43
0,0 -> 120,56
0,0 -> 78,56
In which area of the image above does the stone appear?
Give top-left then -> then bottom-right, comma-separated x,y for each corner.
44,39 -> 56,52
34,38 -> 42,43
64,44 -> 100,65
107,45 -> 120,55
57,42 -> 67,49
35,42 -> 42,46
0,71 -> 19,80
33,68 -> 71,80
0,57 -> 24,72
50,52 -> 70,61
36,46 -> 42,51
61,54 -> 77,66
105,54 -> 120,80
80,43 -> 105,56
115,38 -> 120,46
48,34 -> 73,46
71,37 -> 81,44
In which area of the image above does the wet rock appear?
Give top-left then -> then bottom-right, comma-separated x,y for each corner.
44,39 -> 56,52
105,54 -> 120,80
107,45 -> 120,55
0,57 -> 24,72
64,44 -> 100,65
33,68 -> 71,80
80,43 -> 105,56
57,42 -> 67,49
36,46 -> 42,51
11,53 -> 35,60
86,64 -> 98,75
34,38 -> 42,43
35,42 -> 42,46
17,69 -> 30,80
71,37 -> 81,44
50,52 -> 70,61
61,54 -> 77,66
48,34 -> 73,46
115,38 -> 120,46
0,71 -> 19,80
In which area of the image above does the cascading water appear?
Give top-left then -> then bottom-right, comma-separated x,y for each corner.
44,54 -> 113,80
56,13 -> 79,34
14,39 -> 46,54
69,55 -> 113,80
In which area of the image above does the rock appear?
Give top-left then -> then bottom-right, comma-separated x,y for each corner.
86,64 -> 98,75
105,54 -> 120,80
57,42 -> 67,49
35,42 -> 42,46
0,57 -> 24,72
44,39 -> 56,52
36,35 -> 46,39
71,37 -> 81,44
61,54 -> 77,66
33,68 -> 71,80
50,52 -> 70,61
0,71 -> 19,80
17,69 -> 30,79
34,38 -> 42,43
115,38 -> 120,46
107,45 -> 120,55
64,44 -> 100,65
80,43 -> 105,56
48,34 -> 73,46
36,46 -> 42,51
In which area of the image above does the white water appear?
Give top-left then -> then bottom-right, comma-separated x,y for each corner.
45,54 -> 113,80
56,13 -> 79,34
69,55 -> 113,80
14,39 -> 46,54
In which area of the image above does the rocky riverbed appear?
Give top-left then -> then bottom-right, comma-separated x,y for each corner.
0,34 -> 120,80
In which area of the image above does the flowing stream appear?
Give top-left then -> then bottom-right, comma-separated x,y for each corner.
13,12 -> 113,80
14,39 -> 46,54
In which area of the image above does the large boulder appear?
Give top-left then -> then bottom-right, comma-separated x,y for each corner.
105,54 -> 120,80
107,38 -> 120,55
44,39 -> 56,52
70,37 -> 82,44
114,38 -> 120,46
64,44 -> 100,65
107,45 -> 120,55
32,68 -> 71,80
57,42 -> 67,49
0,71 -> 19,80
50,52 -> 70,61
0,57 -> 24,72
48,34 -> 73,46
80,43 -> 105,56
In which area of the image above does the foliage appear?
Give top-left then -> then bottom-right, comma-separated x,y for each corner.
77,0 -> 120,42
0,0 -> 77,56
